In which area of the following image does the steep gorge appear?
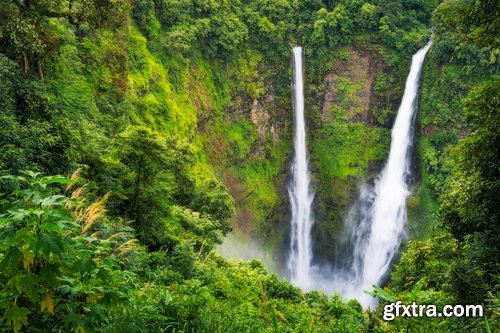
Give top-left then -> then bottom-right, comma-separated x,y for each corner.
213,41 -> 421,274
1,0 -> 498,331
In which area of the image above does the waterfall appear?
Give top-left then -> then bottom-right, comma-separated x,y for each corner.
285,43 -> 431,307
331,42 -> 432,307
287,46 -> 314,289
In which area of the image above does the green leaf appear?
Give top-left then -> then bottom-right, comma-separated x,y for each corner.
74,257 -> 96,276
0,224 -> 16,242
0,175 -> 27,183
364,285 -> 397,302
6,274 -> 25,293
57,276 -> 76,284
102,291 -> 123,306
59,284 -> 73,295
37,233 -> 65,256
32,209 -> 44,218
20,170 -> 41,179
23,272 -> 41,300
0,247 -> 23,271
41,218 -> 79,234
6,272 -> 40,301
40,221 -> 64,234
41,175 -> 72,185
39,195 -> 67,208
484,315 -> 491,333
63,312 -> 83,331
3,305 -> 31,333
7,209 -> 30,222
13,229 -> 36,247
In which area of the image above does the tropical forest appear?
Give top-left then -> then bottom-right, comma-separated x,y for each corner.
0,0 -> 498,332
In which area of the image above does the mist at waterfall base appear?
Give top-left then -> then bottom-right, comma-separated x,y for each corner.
217,232 -> 278,273
286,43 -> 432,308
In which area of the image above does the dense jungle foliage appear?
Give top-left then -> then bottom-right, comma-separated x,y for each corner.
0,0 -> 498,331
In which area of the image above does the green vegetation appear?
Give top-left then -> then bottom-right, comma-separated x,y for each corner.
378,1 -> 499,331
0,0 -> 498,331
0,172 -> 369,332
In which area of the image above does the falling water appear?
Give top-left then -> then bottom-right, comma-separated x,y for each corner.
285,43 -> 431,307
287,46 -> 315,289
331,42 -> 432,307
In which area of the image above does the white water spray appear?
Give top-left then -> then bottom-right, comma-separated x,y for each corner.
333,42 -> 432,307
287,46 -> 314,289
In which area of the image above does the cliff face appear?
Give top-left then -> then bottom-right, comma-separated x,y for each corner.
205,42 -> 414,270
299,43 -> 409,265
321,48 -> 374,123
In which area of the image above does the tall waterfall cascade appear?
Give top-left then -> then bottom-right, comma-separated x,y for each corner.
287,46 -> 315,290
335,42 -> 432,307
286,42 -> 432,307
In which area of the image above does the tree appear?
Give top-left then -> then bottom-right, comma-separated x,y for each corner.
112,126 -> 171,244
440,79 -> 500,239
109,127 -> 199,249
433,0 -> 500,49
191,179 -> 235,236
0,0 -> 131,76
359,3 -> 378,30
206,13 -> 248,58
437,79 -> 500,303
0,55 -> 71,175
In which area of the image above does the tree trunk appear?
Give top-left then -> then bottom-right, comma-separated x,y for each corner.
132,154 -> 144,224
22,52 -> 29,75
37,59 -> 44,81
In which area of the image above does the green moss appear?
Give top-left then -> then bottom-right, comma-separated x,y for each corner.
311,122 -> 389,180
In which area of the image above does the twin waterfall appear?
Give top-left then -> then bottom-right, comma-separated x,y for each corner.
287,43 -> 431,307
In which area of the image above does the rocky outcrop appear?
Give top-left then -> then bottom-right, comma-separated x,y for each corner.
250,85 -> 281,145
321,48 -> 375,124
